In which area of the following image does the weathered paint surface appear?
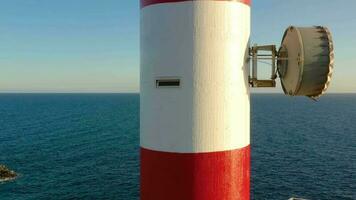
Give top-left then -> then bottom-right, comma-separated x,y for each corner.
141,146 -> 250,200
140,0 -> 251,199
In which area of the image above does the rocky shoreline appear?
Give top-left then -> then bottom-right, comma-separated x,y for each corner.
0,165 -> 17,182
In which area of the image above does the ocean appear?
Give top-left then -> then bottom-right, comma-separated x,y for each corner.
0,94 -> 355,200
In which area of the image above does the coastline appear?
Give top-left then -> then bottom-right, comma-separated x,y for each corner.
0,165 -> 17,183
0,177 -> 17,183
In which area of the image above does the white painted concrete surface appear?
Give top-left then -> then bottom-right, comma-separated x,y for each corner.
140,1 -> 251,153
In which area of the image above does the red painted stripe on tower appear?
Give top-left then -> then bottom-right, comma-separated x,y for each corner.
141,0 -> 251,9
141,145 -> 250,200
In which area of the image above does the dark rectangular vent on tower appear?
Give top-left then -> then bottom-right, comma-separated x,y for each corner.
156,78 -> 181,88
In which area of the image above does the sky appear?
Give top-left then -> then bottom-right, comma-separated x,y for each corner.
0,0 -> 355,93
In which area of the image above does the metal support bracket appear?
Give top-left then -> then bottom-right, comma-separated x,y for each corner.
249,44 -> 278,88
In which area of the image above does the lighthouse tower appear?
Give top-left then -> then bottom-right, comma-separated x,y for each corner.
140,0 -> 251,199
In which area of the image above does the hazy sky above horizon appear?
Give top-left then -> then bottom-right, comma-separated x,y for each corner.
0,0 -> 355,93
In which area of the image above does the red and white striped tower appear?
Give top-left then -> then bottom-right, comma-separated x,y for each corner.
140,0 -> 251,199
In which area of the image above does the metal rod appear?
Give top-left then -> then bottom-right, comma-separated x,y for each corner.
271,46 -> 276,79
255,54 -> 274,56
252,57 -> 291,61
252,46 -> 257,79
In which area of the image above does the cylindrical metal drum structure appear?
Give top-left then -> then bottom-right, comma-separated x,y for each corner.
140,0 -> 251,199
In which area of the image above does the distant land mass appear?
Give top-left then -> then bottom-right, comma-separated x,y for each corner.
0,165 -> 17,182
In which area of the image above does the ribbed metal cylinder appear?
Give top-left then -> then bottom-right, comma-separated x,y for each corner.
278,26 -> 334,98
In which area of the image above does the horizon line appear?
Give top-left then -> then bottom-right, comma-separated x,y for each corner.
0,92 -> 355,95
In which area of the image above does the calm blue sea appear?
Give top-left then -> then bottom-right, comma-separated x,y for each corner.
0,94 -> 355,200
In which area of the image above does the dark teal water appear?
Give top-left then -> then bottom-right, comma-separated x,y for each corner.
0,94 -> 355,200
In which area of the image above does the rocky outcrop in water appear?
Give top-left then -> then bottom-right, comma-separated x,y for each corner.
0,165 -> 17,182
